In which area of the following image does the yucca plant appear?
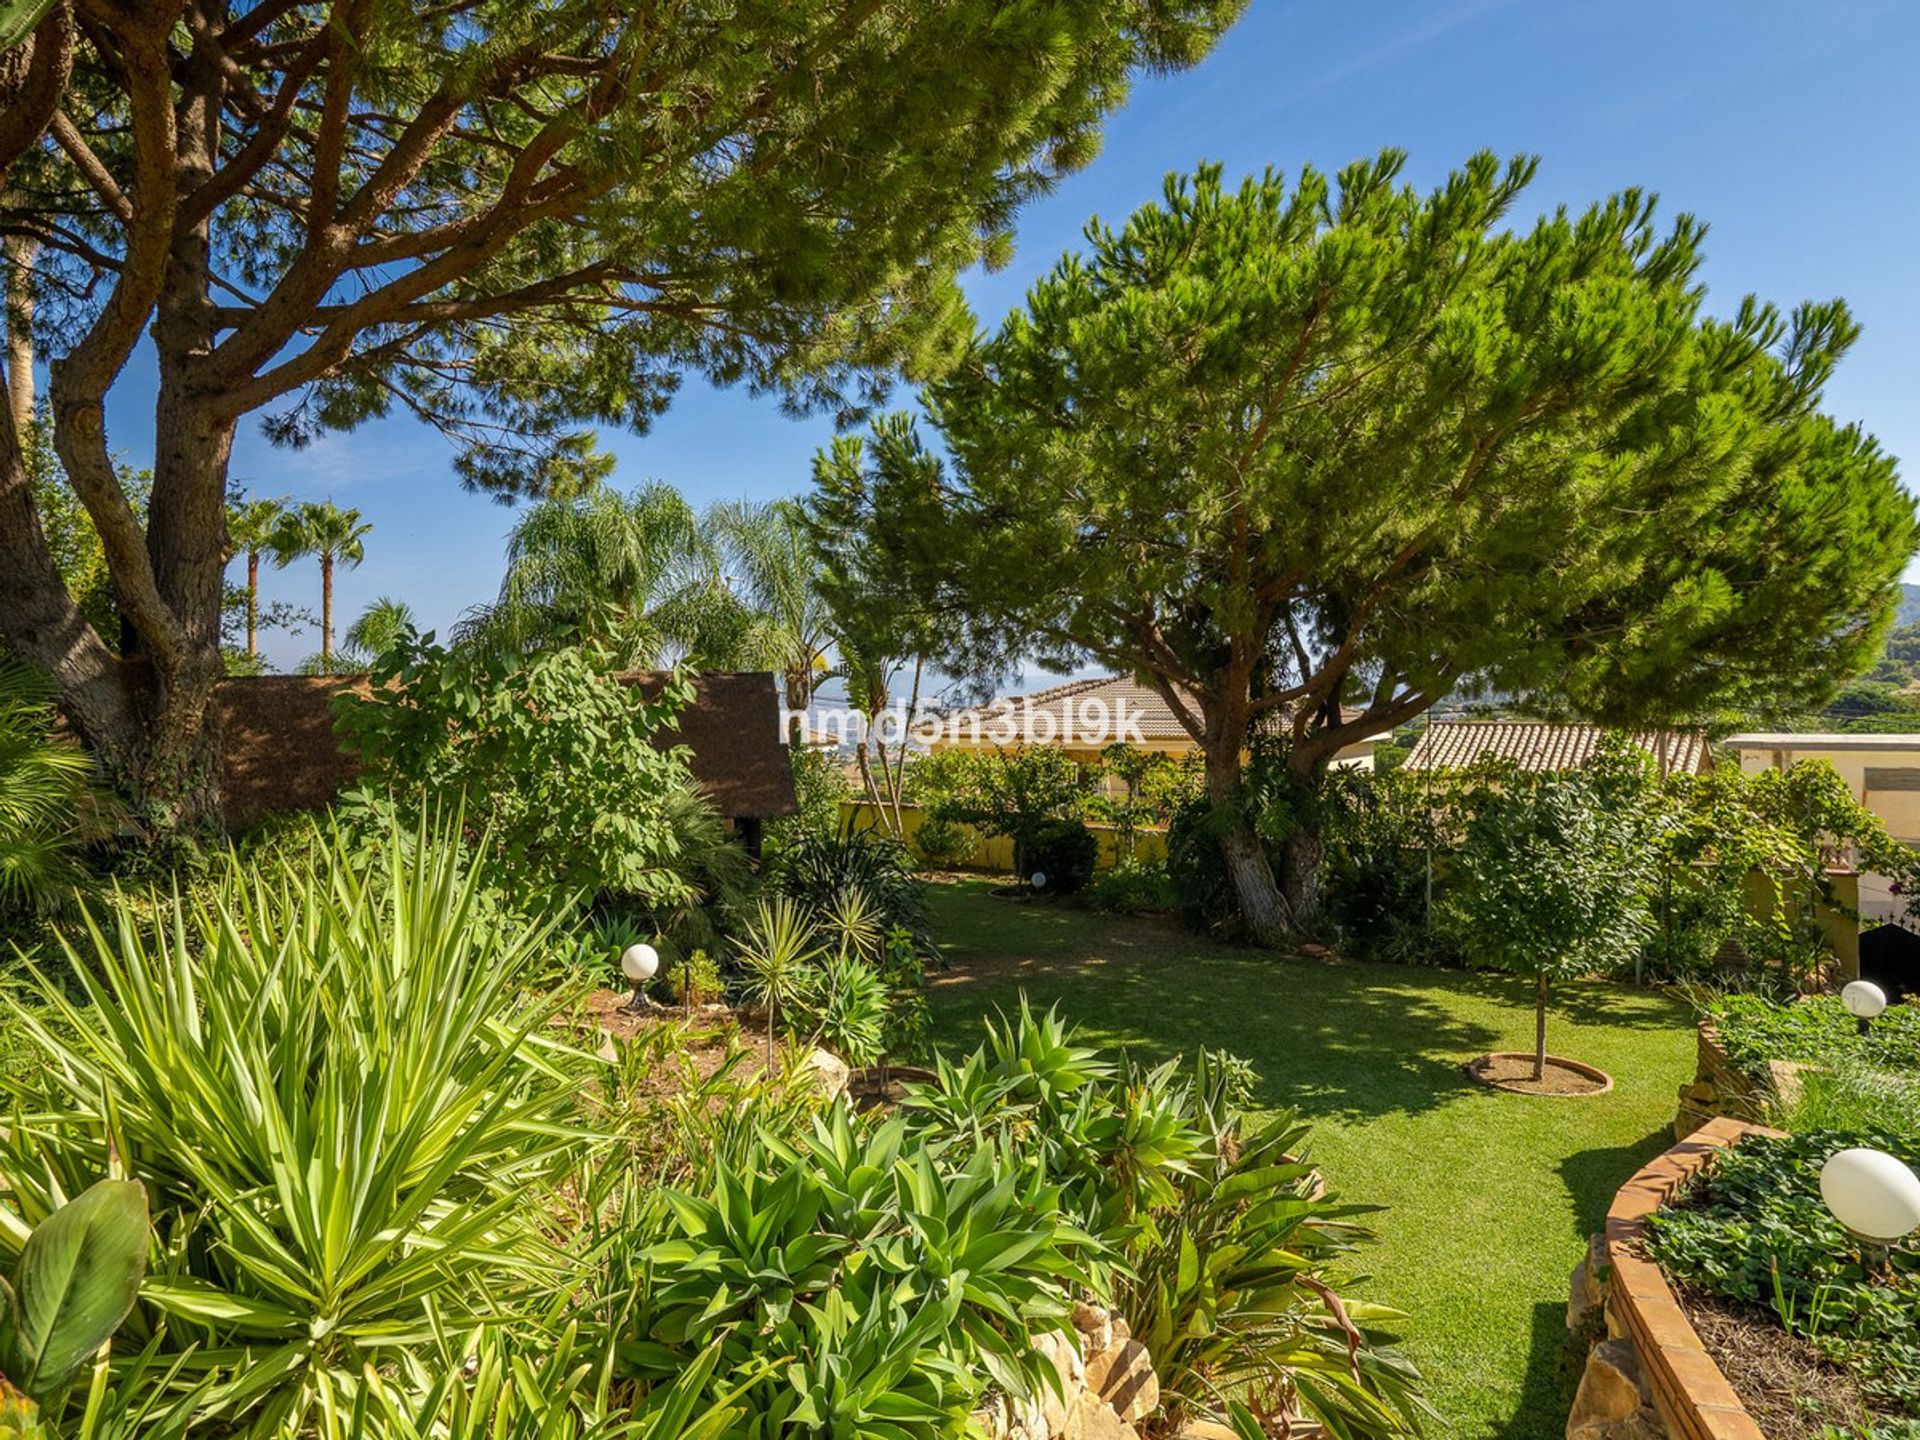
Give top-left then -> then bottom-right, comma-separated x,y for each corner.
731,895 -> 820,1069
0,820 -> 598,1436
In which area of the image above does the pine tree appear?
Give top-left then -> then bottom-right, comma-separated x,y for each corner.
813,156 -> 1916,941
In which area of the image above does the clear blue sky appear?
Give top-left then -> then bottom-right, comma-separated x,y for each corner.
109,0 -> 1920,669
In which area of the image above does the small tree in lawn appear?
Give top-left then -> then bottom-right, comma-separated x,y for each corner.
1447,764 -> 1657,1081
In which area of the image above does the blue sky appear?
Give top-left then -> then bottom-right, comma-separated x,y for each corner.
106,1 -> 1920,670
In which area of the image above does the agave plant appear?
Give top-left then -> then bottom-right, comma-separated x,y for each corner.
0,820 -> 597,1436
630,1105 -> 1097,1438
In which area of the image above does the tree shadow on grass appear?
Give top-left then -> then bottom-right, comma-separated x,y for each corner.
927,890 -> 1503,1126
1443,966 -> 1692,1034
1559,1125 -> 1677,1244
1484,1300 -> 1586,1440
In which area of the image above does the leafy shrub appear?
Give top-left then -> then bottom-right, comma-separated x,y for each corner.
767,744 -> 853,856
333,637 -> 702,906
905,745 -> 1093,841
1710,994 -> 1920,1077
899,1003 -> 1427,1436
661,948 -> 726,1007
1647,1130 -> 1920,1418
1013,817 -> 1097,894
911,812 -> 978,868
1083,855 -> 1173,914
1320,768 -> 1449,965
1165,795 -> 1239,937
1,820 -> 593,1435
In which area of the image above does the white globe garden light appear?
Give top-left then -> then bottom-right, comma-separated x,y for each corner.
1841,979 -> 1888,1034
620,942 -> 660,1013
1030,871 -> 1047,892
1820,1148 -> 1920,1271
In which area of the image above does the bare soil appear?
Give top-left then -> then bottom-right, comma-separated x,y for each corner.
1672,1282 -> 1881,1440
1463,1052 -> 1611,1095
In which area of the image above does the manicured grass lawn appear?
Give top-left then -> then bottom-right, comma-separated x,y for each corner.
923,879 -> 1694,1440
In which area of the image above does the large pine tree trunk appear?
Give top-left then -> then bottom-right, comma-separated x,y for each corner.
134,386 -> 234,828
1202,729 -> 1296,945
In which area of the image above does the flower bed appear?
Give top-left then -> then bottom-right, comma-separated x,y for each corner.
1646,1129 -> 1920,1439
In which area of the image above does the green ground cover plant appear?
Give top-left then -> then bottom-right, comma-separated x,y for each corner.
1647,1131 -> 1920,1431
1711,995 -> 1920,1077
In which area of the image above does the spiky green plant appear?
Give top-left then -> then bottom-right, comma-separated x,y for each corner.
0,660 -> 109,920
732,896 -> 821,1069
0,819 -> 596,1435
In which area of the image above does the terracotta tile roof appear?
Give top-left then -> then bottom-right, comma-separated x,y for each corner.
1402,721 -> 1711,775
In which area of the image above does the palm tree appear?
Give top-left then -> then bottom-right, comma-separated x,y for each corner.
343,596 -> 417,664
458,483 -> 713,665
226,494 -> 288,661
271,501 -> 371,661
707,498 -> 832,739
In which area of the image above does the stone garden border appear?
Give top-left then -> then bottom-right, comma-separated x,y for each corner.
1598,1115 -> 1783,1440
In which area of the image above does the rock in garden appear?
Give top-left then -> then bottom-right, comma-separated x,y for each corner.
1566,1338 -> 1650,1439
803,1047 -> 850,1099
1064,1391 -> 1138,1440
1085,1338 -> 1158,1425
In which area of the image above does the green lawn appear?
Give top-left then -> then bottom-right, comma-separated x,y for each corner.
923,879 -> 1694,1440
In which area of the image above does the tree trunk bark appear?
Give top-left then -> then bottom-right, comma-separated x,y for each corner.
1278,824 -> 1325,933
141,387 -> 235,829
1534,974 -> 1549,1081
1202,730 -> 1295,945
4,237 -> 35,436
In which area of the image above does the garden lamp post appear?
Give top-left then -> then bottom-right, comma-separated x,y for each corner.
620,942 -> 660,1014
1820,1147 -> 1920,1275
1841,979 -> 1888,1037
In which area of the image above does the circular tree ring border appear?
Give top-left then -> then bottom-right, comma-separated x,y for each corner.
1463,1051 -> 1614,1096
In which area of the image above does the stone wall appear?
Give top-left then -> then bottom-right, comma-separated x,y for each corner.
1672,1022 -> 1802,1142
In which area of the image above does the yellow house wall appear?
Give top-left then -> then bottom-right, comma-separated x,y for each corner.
840,801 -> 1168,872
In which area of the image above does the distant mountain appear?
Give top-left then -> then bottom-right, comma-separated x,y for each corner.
1899,583 -> 1920,628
